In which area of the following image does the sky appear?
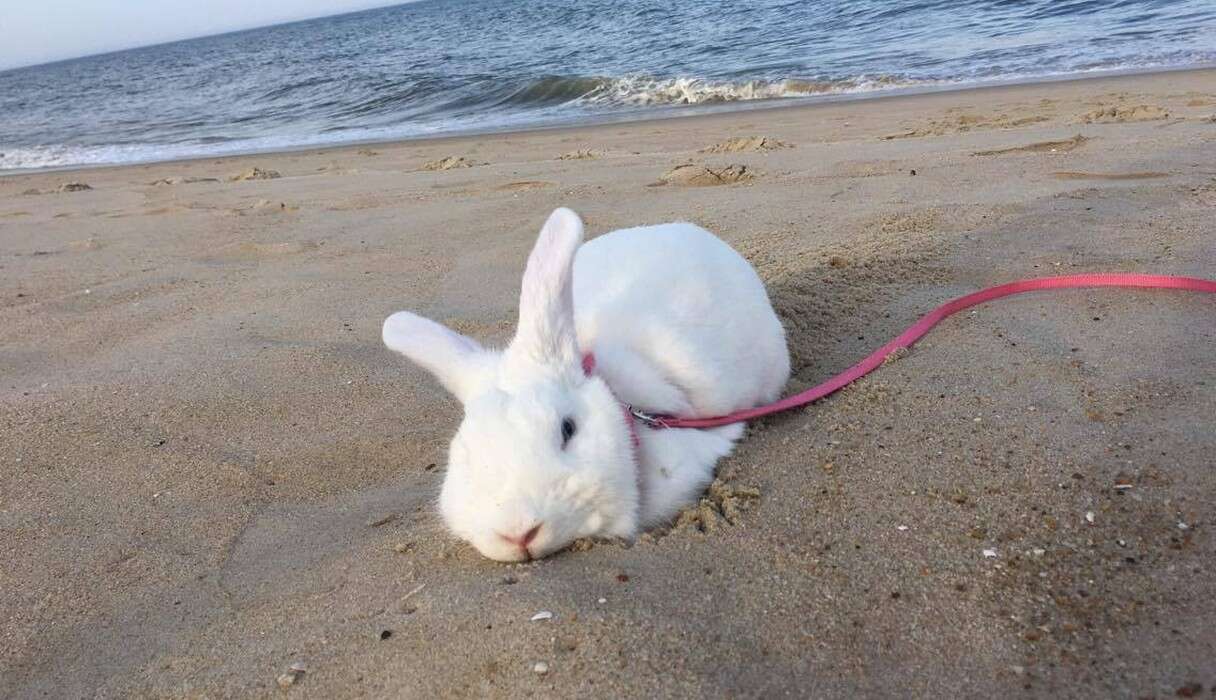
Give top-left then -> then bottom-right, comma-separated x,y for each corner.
0,0 -> 410,70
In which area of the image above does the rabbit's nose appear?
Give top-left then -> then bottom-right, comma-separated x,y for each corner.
498,522 -> 543,548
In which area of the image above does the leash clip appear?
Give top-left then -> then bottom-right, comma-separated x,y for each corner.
628,406 -> 670,429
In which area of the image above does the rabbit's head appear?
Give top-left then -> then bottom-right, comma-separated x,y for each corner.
383,209 -> 640,561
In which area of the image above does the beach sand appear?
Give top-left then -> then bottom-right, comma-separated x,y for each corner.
2,69 -> 1214,698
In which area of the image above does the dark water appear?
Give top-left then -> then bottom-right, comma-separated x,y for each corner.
2,0 -> 1214,170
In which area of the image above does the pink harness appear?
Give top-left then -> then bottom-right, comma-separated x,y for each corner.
590,273 -> 1216,432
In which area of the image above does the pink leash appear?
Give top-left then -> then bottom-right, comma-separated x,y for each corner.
633,273 -> 1216,430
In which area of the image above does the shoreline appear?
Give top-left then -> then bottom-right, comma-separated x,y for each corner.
4,63 -> 1214,177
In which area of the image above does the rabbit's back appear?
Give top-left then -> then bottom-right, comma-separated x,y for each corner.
573,222 -> 790,416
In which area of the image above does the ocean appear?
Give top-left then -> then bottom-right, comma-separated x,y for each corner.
2,0 -> 1214,171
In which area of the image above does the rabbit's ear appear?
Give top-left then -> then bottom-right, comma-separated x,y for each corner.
509,208 -> 584,368
383,311 -> 485,402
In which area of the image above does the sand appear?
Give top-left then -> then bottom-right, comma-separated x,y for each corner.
2,69 -> 1214,698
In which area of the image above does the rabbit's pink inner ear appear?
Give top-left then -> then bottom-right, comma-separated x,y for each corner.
511,208 -> 584,368
582,352 -> 596,376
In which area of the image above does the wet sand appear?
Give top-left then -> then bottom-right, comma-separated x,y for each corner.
2,69 -> 1215,698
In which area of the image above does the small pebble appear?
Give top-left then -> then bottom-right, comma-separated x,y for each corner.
1178,522 -> 1189,530
896,525 -> 909,531
532,661 -> 549,675
277,673 -> 297,689
983,549 -> 998,558
531,611 -> 554,622
597,597 -> 607,604
1085,511 -> 1095,524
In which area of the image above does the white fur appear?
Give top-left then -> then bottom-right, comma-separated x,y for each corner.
383,208 -> 790,561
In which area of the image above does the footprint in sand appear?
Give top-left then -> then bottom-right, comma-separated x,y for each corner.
228,167 -> 282,182
1051,171 -> 1168,180
557,149 -> 599,160
699,136 -> 791,154
23,182 -> 92,195
419,156 -> 481,171
1077,105 -> 1169,123
972,134 -> 1090,156
650,163 -> 757,187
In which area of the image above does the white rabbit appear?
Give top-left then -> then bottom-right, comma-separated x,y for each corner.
383,208 -> 789,561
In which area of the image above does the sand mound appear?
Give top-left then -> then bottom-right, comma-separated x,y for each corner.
699,136 -> 791,153
1078,104 -> 1169,123
652,163 -> 755,187
420,156 -> 478,171
672,478 -> 761,534
972,134 -> 1090,156
557,149 -> 599,160
228,167 -> 282,181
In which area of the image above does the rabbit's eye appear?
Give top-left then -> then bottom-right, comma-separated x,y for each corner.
560,417 -> 577,447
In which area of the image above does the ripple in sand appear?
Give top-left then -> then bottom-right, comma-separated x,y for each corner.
883,113 -> 1050,140
149,176 -> 220,186
972,134 -> 1090,156
494,180 -> 554,191
1051,171 -> 1168,180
